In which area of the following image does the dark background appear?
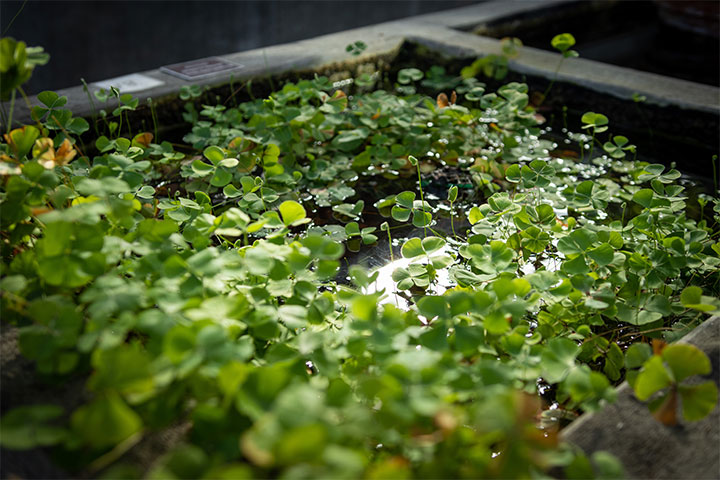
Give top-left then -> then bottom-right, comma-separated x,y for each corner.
1,0 -> 477,94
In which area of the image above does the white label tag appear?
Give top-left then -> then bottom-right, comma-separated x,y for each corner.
94,73 -> 165,93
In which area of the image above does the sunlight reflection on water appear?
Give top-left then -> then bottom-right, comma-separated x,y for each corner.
366,245 -> 453,312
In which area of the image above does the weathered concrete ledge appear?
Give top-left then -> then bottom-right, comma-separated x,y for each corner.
2,0 -> 717,128
561,316 -> 720,480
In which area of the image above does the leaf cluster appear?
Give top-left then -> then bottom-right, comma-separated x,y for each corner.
0,56 -> 718,480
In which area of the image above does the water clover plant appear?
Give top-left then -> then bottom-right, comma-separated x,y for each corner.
345,40 -> 367,57
627,340 -> 718,425
0,45 -> 719,480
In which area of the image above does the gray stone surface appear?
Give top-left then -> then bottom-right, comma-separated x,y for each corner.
561,316 -> 720,480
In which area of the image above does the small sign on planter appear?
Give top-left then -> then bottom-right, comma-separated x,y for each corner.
160,57 -> 244,81
93,73 -> 165,93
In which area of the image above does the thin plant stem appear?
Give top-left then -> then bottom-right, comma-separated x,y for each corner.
450,201 -> 457,240
6,89 -> 16,134
81,78 -> 100,137
148,97 -> 159,142
1,0 -> 27,35
386,229 -> 393,263
17,86 -> 32,112
116,108 -> 123,140
539,58 -> 564,106
414,159 -> 427,238
124,110 -> 132,138
50,113 -> 86,159
247,79 -> 255,100
229,74 -> 238,107
86,430 -> 144,475
263,50 -> 275,92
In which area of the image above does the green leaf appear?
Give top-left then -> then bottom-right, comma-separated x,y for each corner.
391,268 -> 414,290
210,168 -> 232,187
38,90 -> 64,108
634,355 -> 672,401
581,112 -> 609,133
331,129 -> 368,152
484,311 -> 510,335
541,338 -> 580,383
680,286 -> 703,305
0,405 -> 66,450
505,164 -> 521,183
7,125 -> 40,159
520,226 -> 551,253
401,238 -> 424,258
136,185 -> 155,199
320,91 -> 349,115
412,210 -> 432,228
391,206 -> 411,222
678,382 -> 718,421
633,188 -> 654,208
535,204 -> 556,225
279,305 -> 308,329
421,236 -> 445,254
345,222 -> 360,236
37,255 -> 94,288
625,343 -> 652,369
219,157 -> 239,168
603,342 -> 624,382
326,378 -> 352,407
163,325 -> 196,364
397,68 -> 423,84
557,228 -> 596,255
562,254 -> 589,275
454,324 -> 485,356
521,160 -> 554,188
75,177 -> 131,196
395,191 -> 415,208
223,183 -> 243,198
70,392 -> 142,448
278,200 -> 307,227
587,243 -> 614,266
645,295 -> 671,315
662,344 -> 711,383
616,302 -> 663,326
591,451 -> 625,479
203,145 -> 225,164
680,286 -> 720,313
463,240 -> 514,275
565,452 -> 594,480
68,117 -> 89,135
468,206 -> 484,224
88,345 -> 154,397
417,295 -> 448,320
420,323 -> 448,351
551,33 -> 576,52
276,423 -> 328,464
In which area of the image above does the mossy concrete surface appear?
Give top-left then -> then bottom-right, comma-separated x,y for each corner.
561,316 -> 720,480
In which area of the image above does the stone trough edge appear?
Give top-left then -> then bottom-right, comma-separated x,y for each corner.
1,0 -> 718,126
